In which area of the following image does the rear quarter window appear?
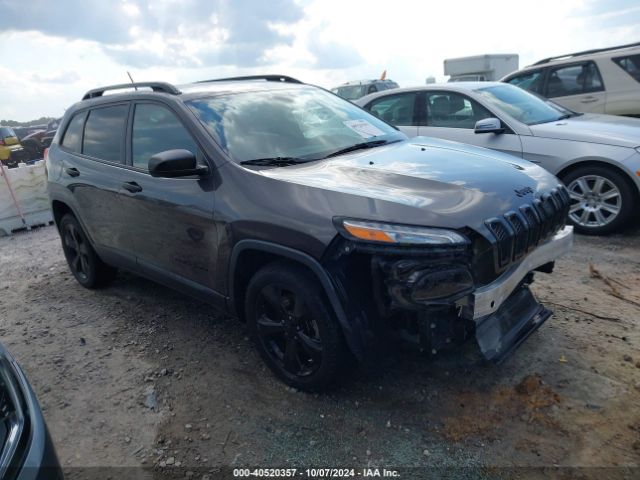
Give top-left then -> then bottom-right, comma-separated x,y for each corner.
613,54 -> 640,82
61,112 -> 86,152
82,105 -> 128,163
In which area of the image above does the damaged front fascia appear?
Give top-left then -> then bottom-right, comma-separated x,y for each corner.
322,237 -> 477,359
334,238 -> 475,310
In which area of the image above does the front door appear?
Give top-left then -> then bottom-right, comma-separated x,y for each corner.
118,102 -> 218,290
544,61 -> 607,113
418,91 -> 523,158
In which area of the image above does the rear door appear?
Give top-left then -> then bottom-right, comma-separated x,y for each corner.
118,101 -> 218,291
417,90 -> 523,158
362,91 -> 420,137
60,104 -> 135,260
543,61 -> 606,113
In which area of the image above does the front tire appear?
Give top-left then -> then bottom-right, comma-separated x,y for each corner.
562,166 -> 635,235
59,214 -> 117,288
245,262 -> 348,391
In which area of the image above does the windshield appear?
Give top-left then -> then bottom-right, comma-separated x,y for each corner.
475,84 -> 575,125
334,85 -> 367,100
187,86 -> 405,163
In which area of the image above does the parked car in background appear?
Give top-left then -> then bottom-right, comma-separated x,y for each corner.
0,342 -> 63,479
356,82 -> 640,235
501,42 -> 640,117
20,119 -> 61,161
48,76 -> 572,390
331,79 -> 399,101
12,125 -> 47,141
0,126 -> 29,168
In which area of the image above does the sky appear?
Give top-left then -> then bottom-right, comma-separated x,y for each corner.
0,0 -> 639,121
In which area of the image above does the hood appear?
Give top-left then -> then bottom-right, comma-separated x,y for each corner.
258,137 -> 559,226
529,113 -> 640,148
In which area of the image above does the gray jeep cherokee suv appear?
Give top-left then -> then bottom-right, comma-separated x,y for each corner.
47,75 -> 573,390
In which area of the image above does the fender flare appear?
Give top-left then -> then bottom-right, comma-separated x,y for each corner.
228,239 -> 364,361
49,197 -> 97,247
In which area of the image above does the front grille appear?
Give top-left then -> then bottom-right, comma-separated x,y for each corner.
485,185 -> 570,272
486,219 -> 512,268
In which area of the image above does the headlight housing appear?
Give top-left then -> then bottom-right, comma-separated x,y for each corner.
337,219 -> 468,246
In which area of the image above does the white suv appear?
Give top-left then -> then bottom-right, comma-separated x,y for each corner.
501,42 -> 640,117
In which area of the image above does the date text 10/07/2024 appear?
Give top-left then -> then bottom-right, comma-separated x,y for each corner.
232,468 -> 401,478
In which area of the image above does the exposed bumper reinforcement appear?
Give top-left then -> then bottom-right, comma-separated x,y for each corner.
472,225 -> 573,320
476,286 -> 552,363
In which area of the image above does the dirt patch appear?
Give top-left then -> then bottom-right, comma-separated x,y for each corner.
0,224 -> 639,474
441,374 -> 562,442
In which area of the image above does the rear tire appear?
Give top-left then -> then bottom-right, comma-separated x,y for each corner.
245,262 -> 348,391
562,165 -> 635,235
59,214 -> 117,288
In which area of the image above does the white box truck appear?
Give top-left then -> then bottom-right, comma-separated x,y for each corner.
444,54 -> 519,82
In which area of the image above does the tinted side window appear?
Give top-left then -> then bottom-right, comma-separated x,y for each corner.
82,105 -> 128,162
613,54 -> 640,82
506,70 -> 544,95
546,62 -> 604,97
366,93 -> 417,126
61,112 -> 86,152
131,104 -> 198,170
426,92 -> 493,129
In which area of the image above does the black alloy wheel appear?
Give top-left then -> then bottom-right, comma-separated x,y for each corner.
62,221 -> 91,282
59,214 -> 117,288
255,284 -> 323,378
245,262 -> 347,391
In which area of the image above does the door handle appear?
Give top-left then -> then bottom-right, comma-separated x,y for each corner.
122,181 -> 143,193
581,96 -> 598,103
65,167 -> 80,177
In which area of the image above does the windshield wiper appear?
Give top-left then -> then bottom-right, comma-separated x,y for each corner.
240,157 -> 308,167
323,139 -> 398,159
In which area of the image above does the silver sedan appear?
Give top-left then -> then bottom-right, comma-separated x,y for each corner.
356,82 -> 640,235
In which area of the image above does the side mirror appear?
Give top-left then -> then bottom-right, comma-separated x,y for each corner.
474,117 -> 504,134
148,149 -> 209,178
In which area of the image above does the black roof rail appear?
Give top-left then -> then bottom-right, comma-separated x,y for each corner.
195,74 -> 303,84
531,41 -> 640,66
82,82 -> 181,100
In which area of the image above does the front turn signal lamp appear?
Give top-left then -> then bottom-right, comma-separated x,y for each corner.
338,219 -> 468,245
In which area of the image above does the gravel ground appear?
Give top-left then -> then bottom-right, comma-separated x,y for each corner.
0,225 -> 639,479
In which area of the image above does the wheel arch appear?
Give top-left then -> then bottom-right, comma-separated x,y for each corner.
50,199 -> 98,246
556,159 -> 640,201
51,199 -> 75,228
228,240 -> 363,361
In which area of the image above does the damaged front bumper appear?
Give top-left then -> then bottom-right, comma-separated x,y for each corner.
326,225 -> 573,364
471,225 -> 573,320
471,225 -> 573,362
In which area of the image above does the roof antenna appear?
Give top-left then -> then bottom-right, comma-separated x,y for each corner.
127,71 -> 138,90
